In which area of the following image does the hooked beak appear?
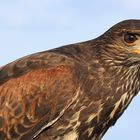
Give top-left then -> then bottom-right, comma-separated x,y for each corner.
132,50 -> 140,54
131,35 -> 140,54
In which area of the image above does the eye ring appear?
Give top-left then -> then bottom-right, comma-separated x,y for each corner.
124,33 -> 138,44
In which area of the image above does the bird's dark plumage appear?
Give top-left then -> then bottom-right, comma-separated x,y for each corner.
0,19 -> 140,140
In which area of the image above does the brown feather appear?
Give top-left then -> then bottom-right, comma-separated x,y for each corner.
1,19 -> 140,140
0,65 -> 79,139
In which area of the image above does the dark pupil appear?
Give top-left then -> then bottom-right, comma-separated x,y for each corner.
128,35 -> 135,41
124,33 -> 137,43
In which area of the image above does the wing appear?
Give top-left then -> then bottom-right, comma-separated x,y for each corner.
0,52 -> 79,140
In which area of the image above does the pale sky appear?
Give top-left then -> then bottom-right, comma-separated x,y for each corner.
0,0 -> 140,139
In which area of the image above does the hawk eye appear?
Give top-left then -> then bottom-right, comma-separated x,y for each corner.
124,33 -> 137,44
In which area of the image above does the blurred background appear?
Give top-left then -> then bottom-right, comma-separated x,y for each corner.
0,0 -> 140,139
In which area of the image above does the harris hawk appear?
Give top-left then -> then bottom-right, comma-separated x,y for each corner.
0,20 -> 140,140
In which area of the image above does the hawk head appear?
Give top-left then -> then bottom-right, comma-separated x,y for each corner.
98,20 -> 140,67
